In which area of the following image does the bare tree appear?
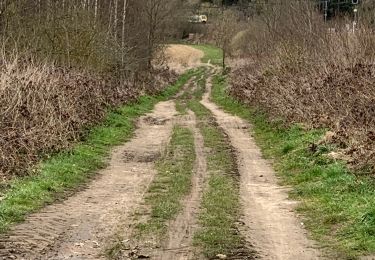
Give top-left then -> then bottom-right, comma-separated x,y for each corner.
212,9 -> 238,68
140,0 -> 182,68
121,0 -> 128,65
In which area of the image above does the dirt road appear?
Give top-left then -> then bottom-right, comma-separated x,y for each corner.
0,68 -> 323,260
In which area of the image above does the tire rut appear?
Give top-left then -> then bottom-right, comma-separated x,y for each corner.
200,75 -> 323,260
0,101 -> 177,260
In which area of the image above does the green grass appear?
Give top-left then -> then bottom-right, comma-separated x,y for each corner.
191,44 -> 223,66
194,122 -> 245,258
183,76 -> 249,258
0,69 -> 197,233
211,75 -> 375,259
136,126 -> 195,235
175,67 -> 206,115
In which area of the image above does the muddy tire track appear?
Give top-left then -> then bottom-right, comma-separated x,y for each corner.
200,76 -> 323,260
0,101 -> 177,260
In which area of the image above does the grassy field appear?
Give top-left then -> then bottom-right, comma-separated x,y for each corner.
0,70 -> 197,233
191,44 -> 223,66
211,74 -> 375,259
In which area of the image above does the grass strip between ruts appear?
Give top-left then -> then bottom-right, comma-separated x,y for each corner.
187,74 -> 250,259
190,44 -> 223,66
136,126 -> 195,236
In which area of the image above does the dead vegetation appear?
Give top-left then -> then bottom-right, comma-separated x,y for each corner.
0,0 -> 186,179
165,44 -> 204,73
0,57 -> 175,179
228,1 -> 375,173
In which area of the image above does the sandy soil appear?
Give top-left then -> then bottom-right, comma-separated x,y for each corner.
200,77 -> 323,260
0,101 -> 177,260
165,45 -> 204,73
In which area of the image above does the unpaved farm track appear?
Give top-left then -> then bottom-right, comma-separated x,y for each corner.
0,101 -> 177,260
116,80 -> 208,259
0,68 -> 326,260
201,77 -> 322,260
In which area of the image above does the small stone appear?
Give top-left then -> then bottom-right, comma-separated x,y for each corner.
216,254 -> 227,259
74,242 -> 84,247
92,241 -> 100,248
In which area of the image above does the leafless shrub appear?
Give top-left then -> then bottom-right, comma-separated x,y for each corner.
0,0 -> 180,179
0,54 -> 176,180
229,0 -> 375,172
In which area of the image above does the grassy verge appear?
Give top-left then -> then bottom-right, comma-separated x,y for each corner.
136,126 -> 195,235
211,75 -> 375,259
186,76 -> 249,258
191,44 -> 223,66
0,70 -> 196,233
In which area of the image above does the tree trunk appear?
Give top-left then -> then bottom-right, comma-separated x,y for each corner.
121,0 -> 128,66
114,0 -> 118,40
94,0 -> 98,19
